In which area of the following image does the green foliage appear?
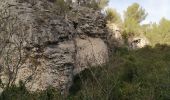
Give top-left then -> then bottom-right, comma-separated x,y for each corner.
156,18 -> 170,44
124,3 -> 147,23
123,17 -> 141,38
105,8 -> 121,23
122,3 -> 147,39
97,0 -> 109,10
68,45 -> 170,100
145,18 -> 170,45
87,0 -> 109,10
0,81 -> 63,100
54,0 -> 69,15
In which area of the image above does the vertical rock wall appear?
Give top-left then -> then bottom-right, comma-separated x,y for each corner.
0,0 -> 109,93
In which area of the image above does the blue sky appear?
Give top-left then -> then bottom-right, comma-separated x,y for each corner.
108,0 -> 170,24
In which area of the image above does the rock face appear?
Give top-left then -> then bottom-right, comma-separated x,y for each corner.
128,36 -> 150,49
15,41 -> 75,92
0,0 -> 109,93
75,37 -> 108,74
107,23 -> 124,48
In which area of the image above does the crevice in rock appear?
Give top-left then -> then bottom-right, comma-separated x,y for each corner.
72,21 -> 78,29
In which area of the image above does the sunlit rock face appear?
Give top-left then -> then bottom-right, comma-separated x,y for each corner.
128,36 -> 150,50
14,41 -> 75,92
107,23 -> 124,48
0,0 -> 109,93
74,37 -> 108,75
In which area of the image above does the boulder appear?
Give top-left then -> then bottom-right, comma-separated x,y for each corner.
128,36 -> 150,49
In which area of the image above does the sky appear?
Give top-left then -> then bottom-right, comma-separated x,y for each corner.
108,0 -> 170,24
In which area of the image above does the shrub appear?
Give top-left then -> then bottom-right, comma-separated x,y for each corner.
0,82 -> 63,100
105,8 -> 121,24
123,17 -> 142,38
68,45 -> 170,100
145,18 -> 170,46
87,0 -> 109,10
54,0 -> 70,15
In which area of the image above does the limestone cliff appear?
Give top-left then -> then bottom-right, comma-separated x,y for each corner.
0,0 -> 109,93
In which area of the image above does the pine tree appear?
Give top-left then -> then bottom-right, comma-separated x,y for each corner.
124,3 -> 147,23
123,3 -> 147,38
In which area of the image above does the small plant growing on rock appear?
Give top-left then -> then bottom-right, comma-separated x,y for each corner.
85,0 -> 109,10
54,0 -> 70,16
105,8 -> 121,24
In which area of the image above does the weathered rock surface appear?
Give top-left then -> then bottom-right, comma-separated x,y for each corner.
0,0 -> 109,93
128,36 -> 150,49
74,37 -> 108,74
107,22 -> 124,47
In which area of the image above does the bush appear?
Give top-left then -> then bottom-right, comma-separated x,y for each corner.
0,82 -> 63,100
68,45 -> 170,100
54,0 -> 70,15
123,17 -> 142,38
145,18 -> 170,46
86,0 -> 109,10
105,8 -> 121,24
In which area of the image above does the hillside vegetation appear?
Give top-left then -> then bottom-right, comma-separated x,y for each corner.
68,45 -> 170,100
1,45 -> 170,100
